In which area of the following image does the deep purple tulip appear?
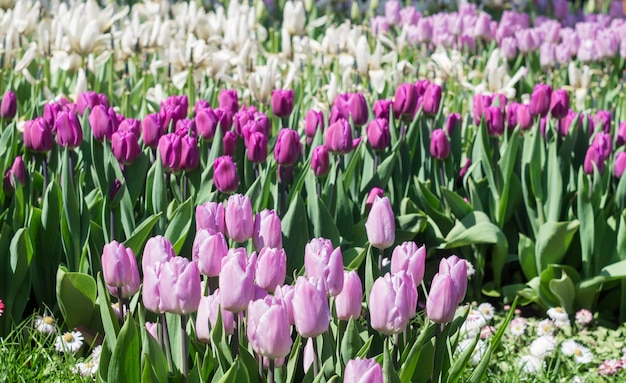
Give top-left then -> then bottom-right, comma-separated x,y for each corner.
430,129 -> 451,159
617,122 -> 626,147
517,104 -> 533,131
422,83 -> 443,116
1,90 -> 17,120
472,94 -> 492,125
592,132 -> 612,160
112,130 -> 141,165
272,89 -> 295,118
195,107 -> 219,141
366,118 -> 390,151
180,134 -> 200,171
223,131 -> 237,157
213,155 -> 239,193
3,156 -> 27,193
550,89 -> 570,119
76,91 -> 102,115
529,84 -> 552,117
158,133 -> 182,171
274,128 -> 301,166
311,145 -> 330,177
445,113 -> 461,136
142,113 -> 164,148
373,99 -> 393,120
214,107 -> 233,132
219,89 -> 239,113
348,93 -> 369,126
89,105 -> 115,141
393,83 -> 418,118
55,110 -> 83,148
43,102 -> 63,131
325,118 -> 353,155
23,118 -> 54,153
485,106 -> 504,137
118,118 -> 141,138
594,110 -> 611,133
305,110 -> 325,140
247,131 -> 268,163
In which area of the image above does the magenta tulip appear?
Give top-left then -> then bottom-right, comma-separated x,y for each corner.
55,110 -> 83,148
583,145 -> 605,174
112,130 -> 141,165
550,89 -> 570,119
614,152 -> 626,178
219,89 -> 239,113
373,99 -> 393,120
325,118 -> 353,155
272,89 -> 295,118
89,105 -> 115,141
366,118 -> 390,151
393,83 -> 418,118
311,145 -> 330,177
24,118 -> 54,153
529,84 -> 552,117
142,113 -> 164,148
430,129 -> 450,159
195,107 -> 219,141
348,93 -> 369,126
305,109 -> 325,140
158,133 -> 182,171
422,83 -> 443,116
274,128 -> 301,166
213,155 -> 239,193
1,90 -> 17,120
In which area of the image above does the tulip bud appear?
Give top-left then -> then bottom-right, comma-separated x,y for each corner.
584,145 -> 605,174
365,196 -> 395,250
225,194 -> 254,243
55,110 -> 83,148
272,89 -> 295,118
274,128 -> 301,166
439,256 -> 468,304
247,296 -> 293,359
425,272 -> 458,324
246,131 -> 268,163
335,271 -> 363,320
344,358 -> 383,383
195,107 -> 219,141
89,105 -> 115,141
592,132 -> 613,160
112,130 -> 141,165
102,241 -> 139,291
1,90 -> 17,120
3,156 -> 27,194
325,118 -> 353,154
193,229 -> 228,277
550,89 -> 570,119
305,109 -> 325,140
234,110 -> 254,138
373,99 -> 393,121
253,209 -> 283,250
614,152 -> 626,178
304,238 -> 344,296
485,106 -> 504,137
24,118 -> 54,153
445,113 -> 461,136
196,201 -> 225,234
365,187 -> 384,213
220,248 -> 257,313
311,145 -> 330,177
213,155 -> 238,193
180,134 -> 200,171
472,94 -> 492,125
366,118 -> 390,151
391,242 -> 426,287
594,110 -> 611,133
369,272 -> 413,335
196,289 -> 236,342
159,257 -> 202,315
348,93 -> 369,126
292,277 -> 331,337
517,103 -> 533,131
459,158 -> 472,179
256,247 -> 287,292
430,129 -> 451,159
214,107 -> 233,132
141,235 -> 175,273
223,131 -> 237,157
219,89 -> 239,113
77,91 -> 102,115
393,83 -> 418,118
158,133 -> 182,171
284,0 -> 306,35
529,84 -> 552,117
142,113 -> 164,148
422,84 -> 443,116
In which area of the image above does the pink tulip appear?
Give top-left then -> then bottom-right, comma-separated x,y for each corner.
292,277 -> 330,337
365,196 -> 395,250
335,271 -> 363,320
195,201 -> 226,234
368,272 -> 414,335
439,256 -> 468,305
253,209 -> 283,250
344,358 -> 383,383
141,235 -> 176,273
196,289 -> 236,343
304,238 -> 344,296
225,194 -> 254,243
193,229 -> 228,277
390,242 -> 426,287
159,257 -> 202,315
247,296 -> 293,359
255,247 -> 287,292
426,273 -> 458,324
102,241 -> 139,292
219,248 -> 257,313
274,284 -> 295,325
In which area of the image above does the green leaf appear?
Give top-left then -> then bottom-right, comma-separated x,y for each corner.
382,339 -> 401,383
518,234 -> 537,280
108,318 -> 141,383
398,323 -> 432,382
123,212 -> 162,257
283,195 -> 309,277
61,148 -> 81,271
97,274 -> 120,352
535,221 -> 579,272
164,197 -> 193,254
340,317 -> 364,365
56,268 -> 96,329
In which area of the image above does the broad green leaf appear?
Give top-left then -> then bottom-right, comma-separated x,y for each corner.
535,221 -> 579,272
56,268 -> 96,329
123,213 -> 162,257
164,197 -> 193,254
108,318 -> 141,383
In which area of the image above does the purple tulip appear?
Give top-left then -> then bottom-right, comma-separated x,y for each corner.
89,105 -> 114,141
1,90 -> 17,120
158,133 -> 182,171
304,238 -> 344,296
584,146 -> 605,175
141,235 -> 175,273
422,83 -> 443,116
196,201 -> 226,234
223,131 -> 237,157
214,107 -> 233,132
143,262 -> 165,313
23,118 -> 54,153
55,110 -> 83,148
445,113 -> 461,136
335,271 -> 363,320
193,229 -> 228,277
365,187 -> 384,213
196,289 -> 236,342
119,118 -> 141,138
325,118 -> 353,155
213,155 -> 239,193
274,128 -> 301,166
225,194 -> 254,243
247,295 -> 293,359
366,118 -> 390,151
311,145 -> 330,177
292,276 -> 331,337
485,106 -> 504,137
246,131 -> 268,163
76,91 -> 102,115
617,122 -> 626,147
391,242 -> 426,288
430,129 -> 451,159
425,272 -> 458,324
517,104 -> 533,131
384,0 -> 401,24
305,109 -> 324,140
550,89 -> 570,119
219,89 -> 239,113
529,84 -> 552,118
159,257 -> 202,315
365,196 -> 395,250
393,83 -> 418,118
220,248 -> 256,313
592,132 -> 613,160
369,272 -> 413,335
594,110 -> 611,133
255,247 -> 287,292
373,99 -> 393,120
253,209 -> 282,250
439,256 -> 468,305
614,152 -> 626,178
272,89 -> 295,118
344,358 -> 383,383
112,130 -> 141,165
3,156 -> 26,194
472,94 -> 492,125
348,93 -> 369,126
180,134 -> 200,171
142,113 -> 164,148
234,110 -> 254,138
102,241 -> 139,293
195,107 -> 219,141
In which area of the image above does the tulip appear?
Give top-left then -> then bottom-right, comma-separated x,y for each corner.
195,107 -> 219,141
196,201 -> 226,234
304,238 -> 344,296
459,158 -> 471,179
43,102 -> 63,130
529,84 -> 552,118
303,337 -> 315,372
1,90 -> 17,120
234,110 -> 254,137
365,196 -> 395,250
213,155 -> 239,193
425,272 -> 458,324
146,322 -> 158,341
247,296 -> 293,359
225,194 -> 254,243
89,105 -> 115,141
517,104 -> 533,131
325,118 -> 353,154
102,241 -> 139,291
422,84 -> 443,116
253,209 -> 283,250
196,289 -> 236,343
193,229 -> 228,277
592,132 -> 612,160
311,145 -> 330,177
223,131 -> 237,157
3,156 -> 27,194
348,93 -> 369,126
344,358 -> 383,383
143,262 -> 165,313
550,89 -> 570,119
365,187 -> 384,213
445,113 -> 461,136
142,113 -> 164,148
373,99 -> 393,120
472,94 -> 492,125
430,129 -> 451,159
274,128 -> 301,166
220,248 -> 257,313
112,130 -> 141,165
583,146 -> 605,174
335,271 -> 363,320
366,118 -> 390,151
180,134 -> 200,171
368,272 -> 413,335
439,256 -> 468,304
55,110 -> 83,148
283,0 -> 306,34
617,122 -> 626,147
415,79 -> 430,98
219,89 -> 239,113
214,107 -> 233,132
560,110 -> 579,136
246,131 -> 268,163
274,285 -> 295,325
158,133 -> 182,171
485,106 -> 504,137
141,235 -> 176,273
304,109 -> 325,140
594,110 -> 611,133
272,89 -> 295,118
614,152 -> 626,178
384,0 -> 400,24
329,104 -> 348,125
119,118 -> 141,138
391,242 -> 426,287
292,277 -> 330,337
393,83 -> 418,118
159,257 -> 202,315
77,91 -> 102,115
255,247 -> 287,292
24,118 -> 54,153
242,119 -> 265,147
161,95 -> 188,129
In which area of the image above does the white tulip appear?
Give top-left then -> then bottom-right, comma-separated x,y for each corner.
283,1 -> 306,35
355,35 -> 369,77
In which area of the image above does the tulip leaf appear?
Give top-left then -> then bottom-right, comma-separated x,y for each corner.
123,212 -> 162,257
518,234 -> 538,280
211,309 -> 234,370
534,220 -> 579,273
151,152 -> 167,233
140,357 -> 160,383
282,195 -> 309,277
97,274 -> 120,351
382,338 -> 401,383
216,358 -> 244,383
615,170 -> 626,211
548,270 -> 576,314
360,151 -> 397,194
56,268 -> 96,329
286,335 -> 302,383
398,322 -> 432,382
447,333 -> 479,383
125,153 -> 150,205
238,347 -> 259,383
440,188 -> 472,219
61,148 -> 82,271
340,317 -> 363,365
334,173 -> 354,242
544,142 -> 562,223
108,318 -> 141,383
164,197 -> 193,254
306,170 -> 340,245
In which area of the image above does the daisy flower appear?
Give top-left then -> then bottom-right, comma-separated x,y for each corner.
34,315 -> 57,334
575,309 -> 593,327
91,345 -> 103,363
598,359 -> 622,376
529,335 -> 557,359
546,307 -> 569,322
536,319 -> 555,336
561,340 -> 593,364
518,355 -> 544,374
73,361 -> 98,377
457,339 -> 487,366
509,317 -> 527,337
465,260 -> 475,278
477,303 -> 495,321
480,326 -> 496,339
461,312 -> 487,339
55,331 -> 84,353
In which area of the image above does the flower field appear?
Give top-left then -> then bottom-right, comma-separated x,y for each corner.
1,0 -> 626,381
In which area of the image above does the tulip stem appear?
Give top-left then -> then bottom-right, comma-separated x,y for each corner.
378,248 -> 384,274
117,288 -> 124,324
161,313 -> 174,373
279,167 -> 286,216
110,209 -> 115,242
232,313 -> 239,357
431,324 -> 442,383
374,153 -> 379,173
181,315 -> 188,383
393,334 -> 400,369
42,154 -> 49,192
183,173 -> 188,200
311,336 -> 320,377
268,359 -> 275,383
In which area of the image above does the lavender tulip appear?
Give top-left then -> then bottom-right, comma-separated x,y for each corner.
335,271 -> 363,320
391,242 -> 426,287
253,209 -> 283,250
344,358 -> 383,383
141,235 -> 175,272
225,194 -> 254,243
368,272 -> 413,335
365,196 -> 395,250
213,155 -> 239,193
193,229 -> 228,277
159,257 -> 202,315
256,247 -> 287,292
219,248 -> 256,313
292,277 -> 330,337
247,296 -> 293,359
304,238 -> 344,296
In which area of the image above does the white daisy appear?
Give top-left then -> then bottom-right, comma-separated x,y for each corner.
519,355 -> 544,374
536,319 -> 555,336
34,315 -> 57,334
477,303 -> 495,321
91,345 -> 102,362
73,360 -> 98,377
55,331 -> 84,353
575,309 -> 593,327
509,317 -> 527,337
457,339 -> 487,366
529,335 -> 557,359
465,260 -> 475,278
461,312 -> 487,339
547,307 -> 569,322
561,340 -> 593,364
